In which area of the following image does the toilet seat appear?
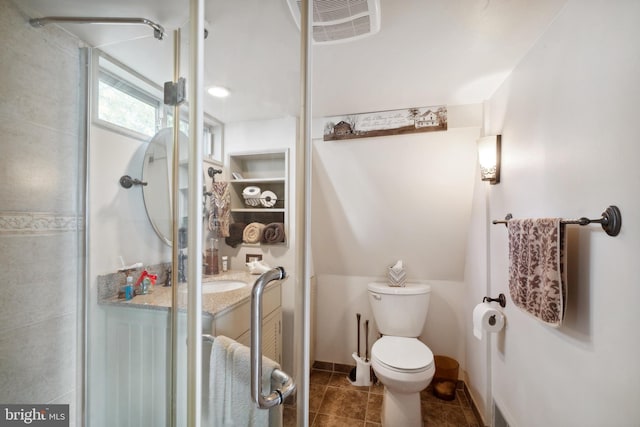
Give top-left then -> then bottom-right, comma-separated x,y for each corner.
371,336 -> 433,373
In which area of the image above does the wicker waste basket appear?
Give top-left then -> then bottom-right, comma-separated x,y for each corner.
432,355 -> 459,401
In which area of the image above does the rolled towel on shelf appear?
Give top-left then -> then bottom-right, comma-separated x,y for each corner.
261,222 -> 286,244
243,222 -> 265,244
225,222 -> 247,248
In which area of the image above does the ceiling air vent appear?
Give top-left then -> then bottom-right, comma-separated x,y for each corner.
287,0 -> 381,44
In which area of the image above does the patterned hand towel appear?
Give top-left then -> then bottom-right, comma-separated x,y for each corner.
507,218 -> 567,327
209,182 -> 231,238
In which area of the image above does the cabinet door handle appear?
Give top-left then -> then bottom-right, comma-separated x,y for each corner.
251,267 -> 296,408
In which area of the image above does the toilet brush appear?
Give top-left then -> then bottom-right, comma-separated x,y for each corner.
365,320 -> 369,362
350,318 -> 372,387
348,313 -> 361,382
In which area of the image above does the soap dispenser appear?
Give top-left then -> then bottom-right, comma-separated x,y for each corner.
205,237 -> 219,275
125,276 -> 134,300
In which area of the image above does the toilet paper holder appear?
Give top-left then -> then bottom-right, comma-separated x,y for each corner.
483,293 -> 507,308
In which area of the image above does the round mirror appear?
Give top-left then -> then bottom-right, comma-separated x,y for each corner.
142,128 -> 188,246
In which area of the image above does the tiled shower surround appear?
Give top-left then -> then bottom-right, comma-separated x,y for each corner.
0,1 -> 82,425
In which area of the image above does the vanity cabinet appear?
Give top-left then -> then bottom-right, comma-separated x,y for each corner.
102,281 -> 282,426
228,150 -> 289,246
210,282 -> 282,364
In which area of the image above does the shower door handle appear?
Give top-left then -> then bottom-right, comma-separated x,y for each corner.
251,267 -> 296,409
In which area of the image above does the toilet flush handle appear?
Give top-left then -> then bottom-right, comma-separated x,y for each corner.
371,293 -> 382,300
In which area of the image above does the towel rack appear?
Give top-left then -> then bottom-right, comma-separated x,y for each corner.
492,205 -> 622,237
208,167 -> 222,183
202,331 -> 295,408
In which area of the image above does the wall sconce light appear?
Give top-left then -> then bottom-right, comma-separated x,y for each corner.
477,135 -> 501,184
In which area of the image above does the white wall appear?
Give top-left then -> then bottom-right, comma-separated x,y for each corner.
465,1 -> 640,425
312,105 -> 482,368
89,126 -> 171,276
222,116 -> 298,374
463,172 -> 492,419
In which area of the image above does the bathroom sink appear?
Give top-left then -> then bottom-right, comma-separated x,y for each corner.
201,280 -> 247,294
178,280 -> 247,294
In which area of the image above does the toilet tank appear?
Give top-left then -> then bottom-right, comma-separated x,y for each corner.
367,282 -> 431,337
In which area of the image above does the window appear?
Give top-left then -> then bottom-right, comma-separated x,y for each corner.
97,71 -> 160,137
94,53 -> 163,140
93,51 -> 224,161
167,111 -> 223,161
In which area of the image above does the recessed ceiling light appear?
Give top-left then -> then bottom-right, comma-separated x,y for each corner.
207,86 -> 230,98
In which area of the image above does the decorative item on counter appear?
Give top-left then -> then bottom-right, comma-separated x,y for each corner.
209,182 -> 231,237
139,277 -> 150,295
242,222 -> 265,244
222,256 -> 229,272
225,222 -> 247,247
134,270 -> 158,295
261,222 -> 286,244
387,260 -> 407,287
116,257 -> 143,299
260,190 -> 278,208
242,186 -> 262,207
246,259 -> 271,275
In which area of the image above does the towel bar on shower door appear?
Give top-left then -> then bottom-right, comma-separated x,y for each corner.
202,330 -> 295,406
251,267 -> 295,409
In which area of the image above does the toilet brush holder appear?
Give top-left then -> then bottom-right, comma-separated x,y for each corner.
348,353 -> 372,387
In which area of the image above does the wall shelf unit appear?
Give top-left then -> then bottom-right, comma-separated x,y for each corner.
228,149 -> 289,245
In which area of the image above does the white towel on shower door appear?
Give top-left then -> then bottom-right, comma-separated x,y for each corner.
208,335 -> 282,427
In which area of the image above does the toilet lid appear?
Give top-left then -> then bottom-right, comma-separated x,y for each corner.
372,336 -> 433,371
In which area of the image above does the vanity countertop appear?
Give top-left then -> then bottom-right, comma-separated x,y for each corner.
99,270 -> 277,318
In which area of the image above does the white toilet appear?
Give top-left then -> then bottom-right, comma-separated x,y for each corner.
368,282 -> 435,427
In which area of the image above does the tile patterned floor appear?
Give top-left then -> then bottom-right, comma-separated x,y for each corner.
283,366 -> 483,426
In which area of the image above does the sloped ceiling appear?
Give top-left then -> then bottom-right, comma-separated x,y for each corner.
15,0 -> 567,123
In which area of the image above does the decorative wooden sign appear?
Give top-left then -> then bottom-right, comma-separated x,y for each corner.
323,105 -> 447,141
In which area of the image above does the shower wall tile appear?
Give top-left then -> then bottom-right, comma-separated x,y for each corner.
0,0 -> 81,420
0,312 -> 76,403
50,389 -> 77,427
0,113 -> 79,212
0,0 -> 80,134
0,232 -> 79,333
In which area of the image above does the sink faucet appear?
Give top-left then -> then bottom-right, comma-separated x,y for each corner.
178,250 -> 187,283
164,267 -> 172,286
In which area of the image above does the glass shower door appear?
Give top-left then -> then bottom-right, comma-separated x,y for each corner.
84,25 -> 193,426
